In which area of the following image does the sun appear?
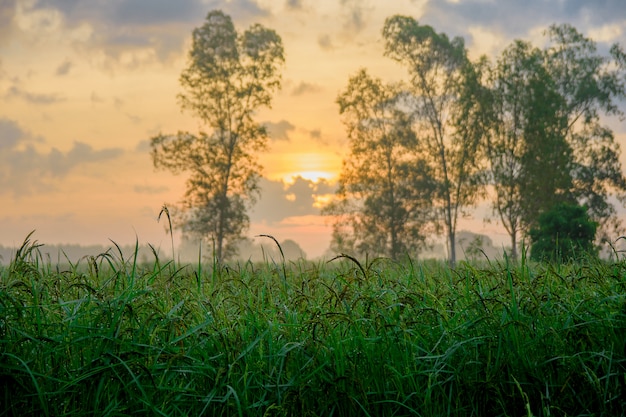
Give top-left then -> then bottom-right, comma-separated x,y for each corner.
285,170 -> 335,184
276,152 -> 340,184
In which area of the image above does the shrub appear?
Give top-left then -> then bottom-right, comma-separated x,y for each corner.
529,202 -> 597,262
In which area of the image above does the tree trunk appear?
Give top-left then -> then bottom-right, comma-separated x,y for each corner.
448,229 -> 456,267
510,229 -> 517,261
216,211 -> 224,262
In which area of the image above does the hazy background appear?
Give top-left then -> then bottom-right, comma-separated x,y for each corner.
1,0 -> 625,259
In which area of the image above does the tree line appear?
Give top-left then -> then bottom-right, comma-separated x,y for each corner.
150,10 -> 626,265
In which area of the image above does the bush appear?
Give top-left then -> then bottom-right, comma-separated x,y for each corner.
529,202 -> 597,262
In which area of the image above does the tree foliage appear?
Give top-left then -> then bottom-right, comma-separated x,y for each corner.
150,10 -> 284,260
485,40 -> 572,259
485,24 -> 626,258
529,203 -> 598,262
325,69 -> 435,259
544,24 -> 626,237
382,16 -> 486,265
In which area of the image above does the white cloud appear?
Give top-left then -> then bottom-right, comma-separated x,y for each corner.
467,26 -> 507,58
588,22 -> 625,43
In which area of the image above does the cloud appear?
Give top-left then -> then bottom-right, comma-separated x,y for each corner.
309,129 -> 321,139
126,113 -> 142,124
134,139 -> 151,153
0,117 -> 44,148
55,59 -> 73,76
264,119 -> 295,141
19,0 -> 270,68
340,0 -> 369,34
5,85 -> 65,104
291,81 -> 322,96
48,141 -> 124,177
318,34 -> 334,50
305,128 -> 331,146
0,0 -> 18,46
0,127 -> 124,196
311,177 -> 337,195
588,23 -> 624,43
285,0 -> 304,11
422,0 -> 626,51
134,184 -> 169,194
221,0 -> 271,22
0,118 -> 23,149
562,0 -> 626,27
251,176 -> 328,224
90,91 -> 105,104
109,0 -> 206,26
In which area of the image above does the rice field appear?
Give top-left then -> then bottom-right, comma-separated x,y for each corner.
1,235 -> 625,416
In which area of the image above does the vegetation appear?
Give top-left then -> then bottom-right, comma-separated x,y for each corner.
150,10 -> 284,261
529,202 -> 598,263
484,25 -> 626,259
327,19 -> 626,265
2,235 -> 625,416
382,16 -> 485,266
325,69 -> 435,259
485,39 -> 560,261
145,11 -> 626,267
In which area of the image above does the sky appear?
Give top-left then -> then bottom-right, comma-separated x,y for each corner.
1,0 -> 626,259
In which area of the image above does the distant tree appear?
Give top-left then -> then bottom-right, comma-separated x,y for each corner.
278,239 -> 306,261
485,40 -> 572,260
484,25 -> 626,258
150,10 -> 284,261
529,202 -> 598,262
543,24 -> 626,240
382,16 -> 485,266
325,69 -> 435,259
516,57 -> 573,233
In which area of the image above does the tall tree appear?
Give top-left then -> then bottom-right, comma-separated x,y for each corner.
486,40 -> 572,259
543,24 -> 626,239
382,16 -> 485,266
150,10 -> 284,260
324,69 -> 435,259
484,25 -> 626,256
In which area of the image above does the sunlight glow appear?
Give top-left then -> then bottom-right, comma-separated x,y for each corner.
266,150 -> 342,184
285,170 -> 335,184
313,193 -> 334,209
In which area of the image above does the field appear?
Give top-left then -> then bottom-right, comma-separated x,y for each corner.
1,236 -> 625,416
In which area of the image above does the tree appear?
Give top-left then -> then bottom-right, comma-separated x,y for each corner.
382,16 -> 485,266
543,24 -> 626,240
529,202 -> 598,262
484,25 -> 626,258
486,40 -> 572,260
324,69 -> 435,259
150,10 -> 284,261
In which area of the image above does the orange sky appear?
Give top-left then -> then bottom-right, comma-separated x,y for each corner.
1,0 -> 625,258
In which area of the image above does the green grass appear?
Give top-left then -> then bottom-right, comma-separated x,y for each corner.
1,236 -> 625,416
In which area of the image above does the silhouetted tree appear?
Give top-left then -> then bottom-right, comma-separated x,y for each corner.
325,69 -> 435,259
383,16 -> 485,265
485,40 -> 571,260
485,25 -> 626,258
150,10 -> 284,260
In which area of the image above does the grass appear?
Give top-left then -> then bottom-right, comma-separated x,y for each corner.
1,234 -> 625,416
